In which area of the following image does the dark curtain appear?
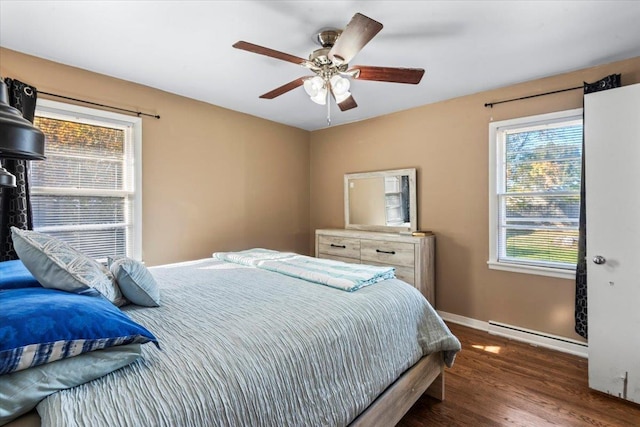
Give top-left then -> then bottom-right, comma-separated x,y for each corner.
0,78 -> 39,261
574,74 -> 621,339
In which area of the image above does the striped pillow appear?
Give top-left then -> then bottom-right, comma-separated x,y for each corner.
0,287 -> 157,375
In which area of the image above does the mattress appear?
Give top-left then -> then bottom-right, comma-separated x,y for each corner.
36,258 -> 460,427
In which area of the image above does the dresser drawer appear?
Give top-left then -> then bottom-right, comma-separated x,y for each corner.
360,239 -> 415,268
365,260 -> 415,286
318,235 -> 361,260
391,267 -> 415,286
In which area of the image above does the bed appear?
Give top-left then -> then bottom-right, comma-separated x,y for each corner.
2,251 -> 460,427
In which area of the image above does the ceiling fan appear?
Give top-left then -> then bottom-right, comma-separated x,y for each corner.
233,13 -> 425,124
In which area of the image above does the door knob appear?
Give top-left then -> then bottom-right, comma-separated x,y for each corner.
592,255 -> 606,265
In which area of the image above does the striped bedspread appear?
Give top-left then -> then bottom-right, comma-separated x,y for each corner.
214,248 -> 395,291
37,258 -> 460,427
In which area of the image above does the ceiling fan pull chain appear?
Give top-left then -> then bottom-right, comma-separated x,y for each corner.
326,81 -> 331,126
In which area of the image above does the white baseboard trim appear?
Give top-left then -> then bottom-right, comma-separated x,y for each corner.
437,311 -> 489,331
437,311 -> 588,358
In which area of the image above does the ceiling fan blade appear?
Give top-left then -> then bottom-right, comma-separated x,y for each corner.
259,77 -> 306,99
233,41 -> 313,67
328,13 -> 383,65
349,66 -> 425,84
337,94 -> 358,111
330,87 -> 358,111
329,86 -> 358,111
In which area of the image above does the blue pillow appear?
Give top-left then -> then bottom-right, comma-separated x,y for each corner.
0,260 -> 41,290
0,287 -> 158,375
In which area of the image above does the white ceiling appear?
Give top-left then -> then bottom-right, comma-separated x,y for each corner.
1,1 -> 639,131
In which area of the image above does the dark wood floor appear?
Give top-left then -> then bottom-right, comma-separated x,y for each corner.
398,323 -> 640,426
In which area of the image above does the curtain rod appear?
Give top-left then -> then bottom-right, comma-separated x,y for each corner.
39,91 -> 160,119
484,85 -> 583,108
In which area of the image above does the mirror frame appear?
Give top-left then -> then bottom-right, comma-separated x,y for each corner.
344,168 -> 417,233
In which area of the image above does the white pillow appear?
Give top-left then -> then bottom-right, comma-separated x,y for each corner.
10,227 -> 126,306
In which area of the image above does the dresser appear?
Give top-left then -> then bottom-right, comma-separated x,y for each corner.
315,229 -> 435,305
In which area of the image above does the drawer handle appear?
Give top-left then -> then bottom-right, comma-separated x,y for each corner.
331,244 -> 346,249
376,249 -> 396,255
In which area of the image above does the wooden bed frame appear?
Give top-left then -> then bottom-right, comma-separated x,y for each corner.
6,352 -> 445,427
350,352 -> 445,426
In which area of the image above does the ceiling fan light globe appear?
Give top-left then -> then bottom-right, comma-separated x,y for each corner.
303,76 -> 325,97
330,75 -> 350,95
310,88 -> 327,105
303,80 -> 317,97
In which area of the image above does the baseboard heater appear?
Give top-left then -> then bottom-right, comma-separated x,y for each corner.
488,320 -> 588,358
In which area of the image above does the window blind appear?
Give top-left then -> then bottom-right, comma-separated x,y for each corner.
498,123 -> 582,268
31,116 -> 135,261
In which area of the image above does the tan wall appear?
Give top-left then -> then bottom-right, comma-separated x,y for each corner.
4,45 -> 639,341
310,56 -> 640,341
1,48 -> 311,266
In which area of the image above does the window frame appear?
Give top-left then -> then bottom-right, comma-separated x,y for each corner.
488,108 -> 582,279
33,99 -> 143,261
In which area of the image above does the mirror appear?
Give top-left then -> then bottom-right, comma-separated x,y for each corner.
344,168 -> 417,233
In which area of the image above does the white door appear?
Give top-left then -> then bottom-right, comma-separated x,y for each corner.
585,83 -> 640,403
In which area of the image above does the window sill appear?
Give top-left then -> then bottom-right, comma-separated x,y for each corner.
487,261 -> 576,280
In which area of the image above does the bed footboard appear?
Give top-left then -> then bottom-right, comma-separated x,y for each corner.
8,352 -> 445,427
349,351 -> 445,427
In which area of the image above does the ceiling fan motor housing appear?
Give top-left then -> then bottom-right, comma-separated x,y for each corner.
315,28 -> 342,48
309,47 -> 332,65
310,29 -> 347,75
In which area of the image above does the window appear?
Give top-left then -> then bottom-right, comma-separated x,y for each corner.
488,109 -> 582,279
31,99 -> 142,262
384,176 -> 410,226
